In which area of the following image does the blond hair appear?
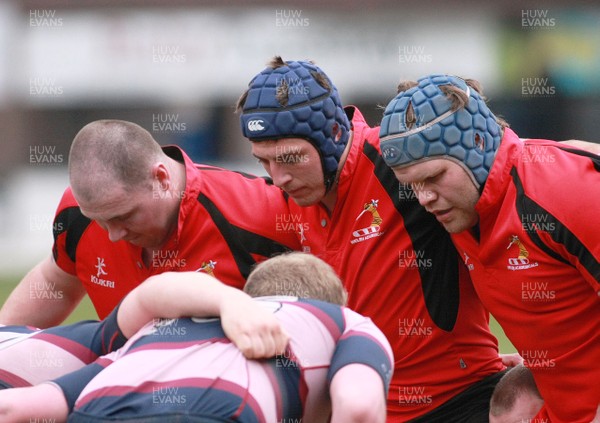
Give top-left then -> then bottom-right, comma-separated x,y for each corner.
244,252 -> 347,306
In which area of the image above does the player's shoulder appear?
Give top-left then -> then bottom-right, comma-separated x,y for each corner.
194,163 -> 266,183
53,188 -> 90,230
255,296 -> 348,326
520,138 -> 598,165
191,164 -> 278,201
516,139 -> 598,186
345,105 -> 379,143
255,295 -> 342,312
509,139 -> 600,221
56,186 -> 79,209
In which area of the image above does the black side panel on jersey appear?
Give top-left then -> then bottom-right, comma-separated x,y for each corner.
363,143 -> 460,332
511,167 -> 600,284
52,206 -> 92,263
556,146 -> 600,171
197,193 -> 293,279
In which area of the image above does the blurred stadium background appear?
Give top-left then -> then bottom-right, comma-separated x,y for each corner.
1,0 -> 599,349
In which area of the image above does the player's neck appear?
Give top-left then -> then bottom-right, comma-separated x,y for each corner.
321,185 -> 338,214
320,131 -> 353,214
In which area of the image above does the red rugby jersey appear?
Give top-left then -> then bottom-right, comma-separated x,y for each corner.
52,146 -> 300,318
452,129 -> 600,423
288,106 -> 504,421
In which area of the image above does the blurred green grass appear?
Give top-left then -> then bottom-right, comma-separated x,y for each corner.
489,316 -> 516,353
0,275 -> 97,325
1,275 -> 517,352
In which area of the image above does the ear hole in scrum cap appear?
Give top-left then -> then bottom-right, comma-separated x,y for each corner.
404,101 -> 417,131
474,132 -> 484,151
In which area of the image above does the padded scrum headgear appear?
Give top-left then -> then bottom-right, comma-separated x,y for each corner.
240,60 -> 350,191
379,74 -> 502,189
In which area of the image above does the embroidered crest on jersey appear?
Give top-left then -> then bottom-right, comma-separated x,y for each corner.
197,260 -> 217,276
90,257 -> 116,288
350,199 -> 384,244
506,236 -> 539,271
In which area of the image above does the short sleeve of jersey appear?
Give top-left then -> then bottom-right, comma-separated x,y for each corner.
52,320 -> 156,412
327,308 -> 394,393
0,325 -> 38,389
52,187 -> 92,275
41,304 -> 127,357
51,355 -> 115,412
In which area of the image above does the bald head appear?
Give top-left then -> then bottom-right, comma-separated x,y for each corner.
68,120 -> 164,203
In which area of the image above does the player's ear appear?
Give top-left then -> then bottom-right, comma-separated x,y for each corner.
152,162 -> 170,190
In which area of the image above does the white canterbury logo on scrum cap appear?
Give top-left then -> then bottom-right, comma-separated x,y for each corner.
247,119 -> 266,132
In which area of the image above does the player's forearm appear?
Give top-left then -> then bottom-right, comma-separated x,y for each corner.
117,271 -> 249,338
0,257 -> 84,327
0,397 -> 19,423
0,384 -> 68,422
116,271 -> 289,358
330,364 -> 387,423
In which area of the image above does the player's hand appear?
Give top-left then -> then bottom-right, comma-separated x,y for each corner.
499,352 -> 523,367
220,294 -> 289,359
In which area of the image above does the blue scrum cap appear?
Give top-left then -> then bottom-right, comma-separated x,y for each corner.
379,74 -> 502,189
240,59 -> 350,191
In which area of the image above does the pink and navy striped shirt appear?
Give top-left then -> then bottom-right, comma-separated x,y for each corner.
0,307 -> 126,389
52,297 -> 394,422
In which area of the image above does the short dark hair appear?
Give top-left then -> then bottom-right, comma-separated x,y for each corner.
490,365 -> 543,417
68,120 -> 164,202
